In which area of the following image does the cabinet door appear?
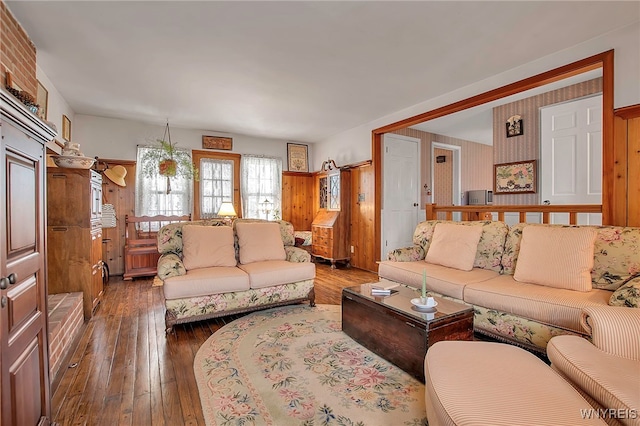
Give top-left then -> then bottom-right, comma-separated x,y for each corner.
1,123 -> 51,425
91,229 -> 103,311
90,175 -> 102,221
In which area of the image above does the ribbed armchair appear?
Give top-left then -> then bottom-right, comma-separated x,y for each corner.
547,306 -> 640,426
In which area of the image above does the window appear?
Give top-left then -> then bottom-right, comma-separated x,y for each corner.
241,155 -> 282,220
199,158 -> 234,218
192,150 -> 241,220
135,146 -> 192,224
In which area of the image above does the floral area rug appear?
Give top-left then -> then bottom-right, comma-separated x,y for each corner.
194,304 -> 427,425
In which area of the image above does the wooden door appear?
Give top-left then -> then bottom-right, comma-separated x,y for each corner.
1,121 -> 51,425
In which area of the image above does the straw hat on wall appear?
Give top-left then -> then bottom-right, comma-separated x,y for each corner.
103,165 -> 127,187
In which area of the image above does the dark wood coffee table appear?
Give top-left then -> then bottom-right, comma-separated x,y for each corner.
342,281 -> 473,381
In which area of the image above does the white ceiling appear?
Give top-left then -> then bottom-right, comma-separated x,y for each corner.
6,1 -> 639,144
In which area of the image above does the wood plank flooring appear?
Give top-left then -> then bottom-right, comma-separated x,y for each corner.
51,263 -> 378,425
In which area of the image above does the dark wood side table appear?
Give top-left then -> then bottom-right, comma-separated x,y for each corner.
342,282 -> 473,381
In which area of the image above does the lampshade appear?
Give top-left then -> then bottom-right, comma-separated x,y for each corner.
217,202 -> 237,217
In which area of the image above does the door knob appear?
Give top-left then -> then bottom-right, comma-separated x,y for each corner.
413,203 -> 419,207
7,273 -> 16,285
0,278 -> 7,290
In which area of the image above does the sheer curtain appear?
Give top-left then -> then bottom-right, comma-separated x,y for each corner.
135,145 -> 192,227
240,155 -> 282,220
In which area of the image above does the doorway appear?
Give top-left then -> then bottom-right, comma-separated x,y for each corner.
381,133 -> 420,258
431,142 -> 461,220
540,94 -> 603,224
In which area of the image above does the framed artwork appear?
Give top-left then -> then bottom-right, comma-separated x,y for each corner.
202,135 -> 232,150
287,143 -> 308,172
494,160 -> 537,194
506,115 -> 524,138
62,115 -> 71,141
36,80 -> 48,120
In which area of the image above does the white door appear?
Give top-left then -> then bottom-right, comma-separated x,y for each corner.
382,133 -> 420,259
540,94 -> 602,225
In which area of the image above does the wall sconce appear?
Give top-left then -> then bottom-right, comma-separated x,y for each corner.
321,158 -> 338,172
217,201 -> 237,225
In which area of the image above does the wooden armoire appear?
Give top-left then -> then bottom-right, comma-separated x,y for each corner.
311,169 -> 351,267
47,168 -> 104,319
1,88 -> 54,425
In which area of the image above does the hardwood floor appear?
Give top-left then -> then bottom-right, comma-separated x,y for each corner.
51,263 -> 378,425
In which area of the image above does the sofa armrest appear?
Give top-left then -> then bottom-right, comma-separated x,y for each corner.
285,246 -> 311,263
580,306 -> 640,360
157,253 -> 187,280
387,245 -> 425,262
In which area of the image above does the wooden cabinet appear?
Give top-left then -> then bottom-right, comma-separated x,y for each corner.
1,88 -> 54,425
47,168 -> 104,319
311,169 -> 351,267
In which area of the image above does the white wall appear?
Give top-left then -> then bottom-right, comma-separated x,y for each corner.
36,64 -> 74,144
314,22 -> 640,170
72,115 -> 311,168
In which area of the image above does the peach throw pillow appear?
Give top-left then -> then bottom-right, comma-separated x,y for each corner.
514,226 -> 597,292
182,225 -> 236,270
236,222 -> 286,265
425,223 -> 483,271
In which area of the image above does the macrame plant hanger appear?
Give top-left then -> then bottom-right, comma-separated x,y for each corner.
162,121 -> 172,194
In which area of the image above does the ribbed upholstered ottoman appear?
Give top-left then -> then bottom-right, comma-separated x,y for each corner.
424,341 -> 607,425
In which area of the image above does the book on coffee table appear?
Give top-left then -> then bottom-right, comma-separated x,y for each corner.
371,282 -> 399,291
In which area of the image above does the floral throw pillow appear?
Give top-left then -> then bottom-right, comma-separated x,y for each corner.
609,275 -> 640,308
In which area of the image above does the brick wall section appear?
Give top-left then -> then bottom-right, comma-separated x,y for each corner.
48,293 -> 84,382
0,1 -> 37,96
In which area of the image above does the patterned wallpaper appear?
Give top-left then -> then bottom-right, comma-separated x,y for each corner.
492,77 -> 602,205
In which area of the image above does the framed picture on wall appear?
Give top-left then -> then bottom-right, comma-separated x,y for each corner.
36,80 -> 48,120
62,115 -> 71,141
287,143 -> 309,172
494,160 -> 537,194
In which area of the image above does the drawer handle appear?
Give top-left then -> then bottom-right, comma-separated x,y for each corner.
405,321 -> 416,328
52,227 -> 68,232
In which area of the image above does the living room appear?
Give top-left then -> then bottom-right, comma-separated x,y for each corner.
1,1 -> 639,425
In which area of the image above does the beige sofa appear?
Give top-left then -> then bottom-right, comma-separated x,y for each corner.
379,220 -> 639,353
547,307 -> 640,426
156,219 -> 315,330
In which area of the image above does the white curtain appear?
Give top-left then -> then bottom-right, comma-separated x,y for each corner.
240,155 -> 282,220
135,145 -> 192,222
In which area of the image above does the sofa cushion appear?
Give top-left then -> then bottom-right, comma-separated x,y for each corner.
236,222 -> 286,264
410,220 -> 508,273
182,225 -> 236,270
609,276 -> 640,308
157,219 -> 226,256
502,224 -> 640,291
238,260 -> 315,289
464,275 -> 612,334
426,223 -> 483,271
378,260 -> 498,300
163,267 -> 250,300
514,226 -> 597,292
547,336 -> 640,421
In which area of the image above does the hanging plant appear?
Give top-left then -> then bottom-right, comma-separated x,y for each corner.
140,121 -> 198,193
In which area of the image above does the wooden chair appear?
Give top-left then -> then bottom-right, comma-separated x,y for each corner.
123,214 -> 191,280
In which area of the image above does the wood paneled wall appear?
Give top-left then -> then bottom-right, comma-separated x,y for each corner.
281,171 -> 315,231
613,104 -> 640,226
349,165 -> 377,272
99,160 -> 136,276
